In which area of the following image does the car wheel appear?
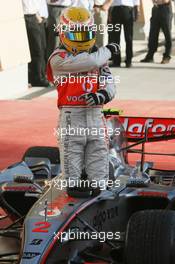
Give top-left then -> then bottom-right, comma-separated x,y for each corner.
22,146 -> 60,164
125,210 -> 175,264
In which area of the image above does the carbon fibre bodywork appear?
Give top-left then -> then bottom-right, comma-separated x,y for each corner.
20,182 -> 175,263
0,113 -> 175,263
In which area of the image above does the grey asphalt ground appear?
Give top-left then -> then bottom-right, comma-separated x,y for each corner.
16,38 -> 175,101
111,48 -> 175,101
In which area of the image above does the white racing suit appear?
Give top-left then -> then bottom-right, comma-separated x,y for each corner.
47,46 -> 116,184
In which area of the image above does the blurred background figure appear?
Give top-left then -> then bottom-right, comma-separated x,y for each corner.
38,0 -> 50,86
72,0 -> 94,10
22,0 -> 50,87
46,0 -> 72,59
109,0 -> 140,68
94,0 -> 113,47
140,0 -> 173,64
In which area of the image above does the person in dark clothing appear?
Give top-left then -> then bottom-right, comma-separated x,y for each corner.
109,0 -> 140,68
140,0 -> 173,64
46,1 -> 72,59
38,0 -> 49,83
24,15 -> 43,86
23,0 -> 50,87
40,19 -> 48,82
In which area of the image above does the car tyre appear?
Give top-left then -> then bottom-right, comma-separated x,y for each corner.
125,210 -> 175,264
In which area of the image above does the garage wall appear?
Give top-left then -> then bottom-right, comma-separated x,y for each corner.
0,0 -> 30,99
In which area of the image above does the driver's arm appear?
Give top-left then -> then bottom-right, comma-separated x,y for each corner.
50,46 -> 112,76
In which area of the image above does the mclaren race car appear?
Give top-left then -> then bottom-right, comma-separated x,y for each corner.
0,109 -> 175,264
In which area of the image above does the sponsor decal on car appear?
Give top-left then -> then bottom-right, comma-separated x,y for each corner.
32,222 -> 51,233
138,191 -> 168,198
39,208 -> 61,217
3,185 -> 36,192
119,117 -> 175,139
22,252 -> 40,259
30,239 -> 43,245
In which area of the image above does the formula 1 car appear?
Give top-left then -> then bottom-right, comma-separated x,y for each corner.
0,109 -> 175,264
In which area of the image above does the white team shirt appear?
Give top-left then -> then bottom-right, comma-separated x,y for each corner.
94,0 -> 106,4
72,0 -> 95,11
22,0 -> 39,14
112,0 -> 140,6
47,0 -> 72,6
38,0 -> 49,18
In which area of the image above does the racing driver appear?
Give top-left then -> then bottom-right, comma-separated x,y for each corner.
47,7 -> 118,196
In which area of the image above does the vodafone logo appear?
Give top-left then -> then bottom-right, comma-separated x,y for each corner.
119,117 -> 175,138
67,95 -> 84,102
82,80 -> 93,93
